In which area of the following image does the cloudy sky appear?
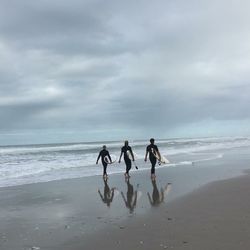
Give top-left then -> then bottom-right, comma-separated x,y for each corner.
0,0 -> 250,145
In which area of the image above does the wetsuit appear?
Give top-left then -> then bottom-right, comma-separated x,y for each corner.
121,146 -> 133,174
97,149 -> 111,175
146,144 -> 159,174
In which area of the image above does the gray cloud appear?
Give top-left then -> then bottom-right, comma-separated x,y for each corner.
1,0 -> 250,143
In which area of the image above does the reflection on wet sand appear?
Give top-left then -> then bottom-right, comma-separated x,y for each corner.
97,178 -> 171,211
121,179 -> 139,213
98,178 -> 116,207
147,180 -> 172,207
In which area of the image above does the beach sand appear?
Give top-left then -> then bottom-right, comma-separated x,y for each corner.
81,173 -> 250,250
0,147 -> 250,250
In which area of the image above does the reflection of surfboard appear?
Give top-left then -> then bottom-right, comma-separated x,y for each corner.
164,183 -> 172,196
152,151 -> 170,164
114,189 -> 120,198
126,151 -> 138,169
104,154 -> 117,164
137,191 -> 142,201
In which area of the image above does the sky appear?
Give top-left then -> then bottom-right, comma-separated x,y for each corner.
0,0 -> 250,145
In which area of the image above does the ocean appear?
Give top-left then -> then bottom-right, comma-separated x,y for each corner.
0,136 -> 249,188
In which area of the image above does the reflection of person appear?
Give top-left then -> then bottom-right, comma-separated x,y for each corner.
118,141 -> 135,178
144,138 -> 161,179
147,179 -> 171,207
98,178 -> 115,207
96,145 -> 112,178
121,179 -> 138,213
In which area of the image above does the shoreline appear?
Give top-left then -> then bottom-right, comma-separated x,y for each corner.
1,142 -> 248,189
0,147 -> 250,249
0,146 -> 246,190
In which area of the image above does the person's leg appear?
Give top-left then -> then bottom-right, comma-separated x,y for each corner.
150,157 -> 157,177
125,159 -> 132,176
102,161 -> 108,176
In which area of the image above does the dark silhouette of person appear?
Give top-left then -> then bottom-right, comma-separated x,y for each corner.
121,179 -> 138,213
118,140 -> 135,178
147,179 -> 171,207
98,178 -> 115,207
96,145 -> 112,178
144,138 -> 161,179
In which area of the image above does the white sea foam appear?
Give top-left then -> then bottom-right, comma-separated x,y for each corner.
0,136 -> 249,187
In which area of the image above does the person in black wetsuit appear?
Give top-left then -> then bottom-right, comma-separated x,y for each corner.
96,145 -> 112,178
144,138 -> 161,179
118,140 -> 135,178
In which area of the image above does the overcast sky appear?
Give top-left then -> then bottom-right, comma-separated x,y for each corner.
0,0 -> 250,145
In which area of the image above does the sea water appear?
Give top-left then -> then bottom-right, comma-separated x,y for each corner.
0,136 -> 249,187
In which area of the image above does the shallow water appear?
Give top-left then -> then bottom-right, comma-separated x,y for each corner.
0,137 -> 250,187
0,146 -> 249,250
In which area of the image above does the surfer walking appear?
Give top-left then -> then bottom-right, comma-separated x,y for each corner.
96,145 -> 112,179
118,140 -> 135,178
144,138 -> 161,179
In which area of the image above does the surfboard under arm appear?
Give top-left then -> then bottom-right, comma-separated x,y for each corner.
152,151 -> 170,164
126,151 -> 138,169
104,155 -> 117,164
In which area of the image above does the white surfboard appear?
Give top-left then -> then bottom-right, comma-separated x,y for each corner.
126,151 -> 139,169
104,154 -> 117,164
152,151 -> 170,164
126,151 -> 138,160
159,155 -> 170,164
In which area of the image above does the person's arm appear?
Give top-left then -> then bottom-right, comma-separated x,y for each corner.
118,149 -> 123,163
96,152 -> 101,164
147,192 -> 153,205
121,192 -> 128,206
110,189 -> 115,202
144,148 -> 148,162
107,151 -> 112,162
98,190 -> 104,202
155,146 -> 161,160
129,147 -> 135,161
132,191 -> 138,208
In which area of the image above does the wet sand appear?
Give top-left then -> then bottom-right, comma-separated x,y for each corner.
81,173 -> 250,250
0,147 -> 250,250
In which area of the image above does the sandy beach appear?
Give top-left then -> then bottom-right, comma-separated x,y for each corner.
0,147 -> 250,250
80,172 -> 250,250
